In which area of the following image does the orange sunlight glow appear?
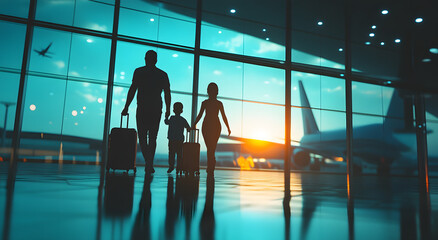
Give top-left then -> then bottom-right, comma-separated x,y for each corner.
0,157 -> 3,162
237,156 -> 255,170
333,157 -> 344,162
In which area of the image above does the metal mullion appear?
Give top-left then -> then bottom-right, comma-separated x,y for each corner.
284,0 -> 292,198
345,0 -> 353,179
102,0 -> 121,174
191,0 -> 203,126
8,0 -> 37,188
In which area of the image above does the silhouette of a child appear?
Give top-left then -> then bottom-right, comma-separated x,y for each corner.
165,102 -> 190,173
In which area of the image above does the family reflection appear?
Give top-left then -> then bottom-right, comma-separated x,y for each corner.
200,175 -> 216,240
131,175 -> 153,240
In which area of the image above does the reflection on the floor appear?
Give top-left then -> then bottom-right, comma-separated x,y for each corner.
0,162 -> 437,240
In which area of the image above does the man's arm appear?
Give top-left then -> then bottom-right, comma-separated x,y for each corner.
164,74 -> 171,119
122,71 -> 138,115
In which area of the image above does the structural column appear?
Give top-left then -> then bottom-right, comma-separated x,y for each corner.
191,0 -> 203,126
284,0 -> 292,198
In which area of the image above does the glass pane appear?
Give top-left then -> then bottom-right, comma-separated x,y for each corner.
29,27 -> 71,76
114,41 -> 193,93
426,94 -> 438,176
352,84 -> 417,176
119,0 -> 196,47
243,65 -> 284,105
0,21 -> 26,70
352,81 -> 383,115
0,0 -> 30,18
68,34 -> 111,82
291,0 -> 345,69
0,21 -> 26,159
201,0 -> 285,60
292,71 -> 345,111
36,0 -> 114,33
20,76 -> 65,161
199,56 -> 243,100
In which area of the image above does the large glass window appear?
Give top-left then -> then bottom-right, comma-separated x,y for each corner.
36,0 -> 114,33
0,21 -> 26,160
0,0 -> 30,18
115,41 -> 194,93
426,94 -> 438,176
18,28 -> 111,162
291,0 -> 345,70
291,71 -> 346,173
352,82 -> 417,175
119,0 -> 196,47
201,0 -> 285,60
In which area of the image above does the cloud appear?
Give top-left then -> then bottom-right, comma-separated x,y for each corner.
213,70 -> 222,75
54,60 -> 65,68
324,86 -> 343,92
256,42 -> 283,54
88,24 -> 107,32
214,35 -> 243,53
81,93 -> 97,102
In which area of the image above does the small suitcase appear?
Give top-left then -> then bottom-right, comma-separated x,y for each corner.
179,129 -> 200,176
108,114 -> 137,173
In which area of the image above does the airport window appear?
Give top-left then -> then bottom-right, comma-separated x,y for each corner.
426,96 -> 438,176
201,0 -> 286,60
0,21 -> 26,159
291,0 -> 345,70
119,0 -> 196,47
0,0 -> 30,18
36,0 -> 114,33
243,64 -> 285,105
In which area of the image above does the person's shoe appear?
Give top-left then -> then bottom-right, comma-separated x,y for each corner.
167,167 -> 174,173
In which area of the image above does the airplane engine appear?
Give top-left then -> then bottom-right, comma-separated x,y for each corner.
292,149 -> 311,169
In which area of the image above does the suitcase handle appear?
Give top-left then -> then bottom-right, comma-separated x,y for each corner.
186,129 -> 199,143
120,114 -> 129,128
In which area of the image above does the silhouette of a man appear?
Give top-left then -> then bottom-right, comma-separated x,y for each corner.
122,50 -> 171,174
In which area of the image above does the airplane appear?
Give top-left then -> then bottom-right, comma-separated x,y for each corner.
216,80 -> 424,175
34,42 -> 53,58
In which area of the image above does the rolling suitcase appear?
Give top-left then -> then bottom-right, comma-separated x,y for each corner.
108,114 -> 137,173
179,129 -> 200,176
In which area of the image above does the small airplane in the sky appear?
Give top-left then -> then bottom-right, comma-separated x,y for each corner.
34,42 -> 53,58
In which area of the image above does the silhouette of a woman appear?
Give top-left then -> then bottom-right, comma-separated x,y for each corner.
193,83 -> 231,175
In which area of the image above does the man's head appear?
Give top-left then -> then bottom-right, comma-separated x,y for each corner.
173,102 -> 183,115
145,50 -> 157,66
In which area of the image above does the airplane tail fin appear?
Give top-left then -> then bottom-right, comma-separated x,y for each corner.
299,80 -> 320,135
383,88 -> 414,132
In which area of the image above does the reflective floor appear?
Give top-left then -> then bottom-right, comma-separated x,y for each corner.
1,162 -> 437,240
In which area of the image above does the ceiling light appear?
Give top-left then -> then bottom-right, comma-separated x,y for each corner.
317,21 -> 323,26
230,9 -> 236,14
381,10 -> 389,15
415,18 -> 423,23
86,39 -> 93,43
422,58 -> 431,63
395,39 -> 401,43
380,42 -> 385,46
266,37 -> 270,41
262,28 -> 266,32
371,25 -> 377,29
369,33 -> 375,37
430,48 -> 438,54
172,54 -> 178,58
150,18 -> 155,22
365,41 -> 371,45
218,30 -> 222,34
338,48 -> 343,52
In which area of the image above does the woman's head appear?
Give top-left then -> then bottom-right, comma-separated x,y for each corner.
207,82 -> 218,98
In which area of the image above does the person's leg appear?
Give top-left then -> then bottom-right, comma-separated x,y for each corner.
175,141 -> 183,172
168,141 -> 176,172
136,113 -> 149,171
147,111 -> 162,172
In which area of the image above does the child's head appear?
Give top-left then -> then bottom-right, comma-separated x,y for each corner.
173,102 -> 183,114
207,82 -> 218,99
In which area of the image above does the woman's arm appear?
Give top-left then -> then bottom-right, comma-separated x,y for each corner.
219,101 -> 231,135
192,102 -> 205,128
